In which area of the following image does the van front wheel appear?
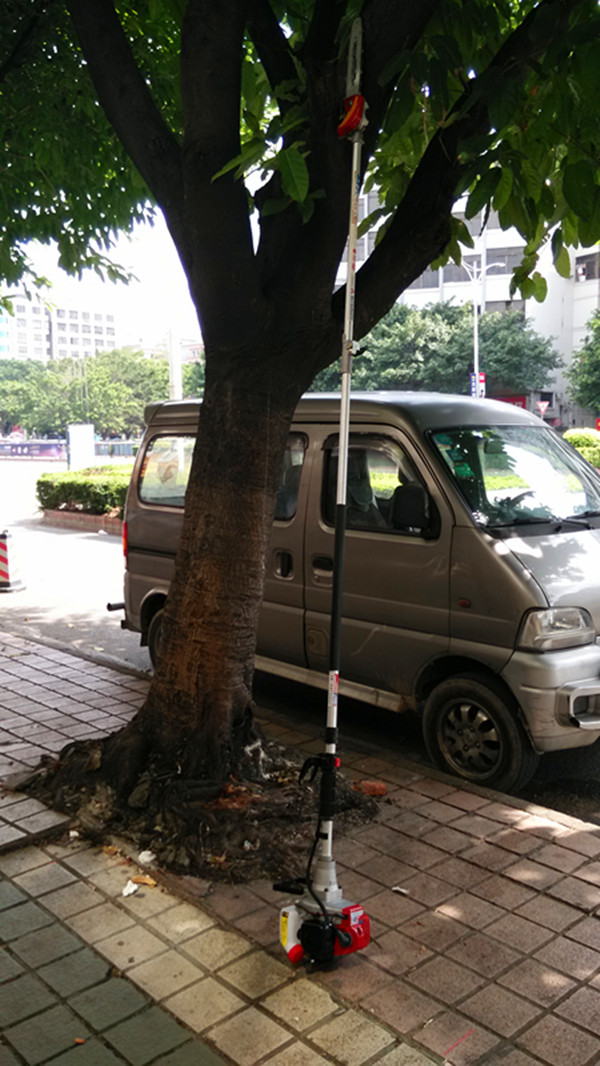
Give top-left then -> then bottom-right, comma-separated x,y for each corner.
422,676 -> 539,793
147,608 -> 164,669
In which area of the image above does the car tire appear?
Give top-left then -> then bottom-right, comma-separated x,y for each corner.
422,674 -> 539,793
147,608 -> 164,669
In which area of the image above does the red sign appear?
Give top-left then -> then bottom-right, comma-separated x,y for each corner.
496,396 -> 527,408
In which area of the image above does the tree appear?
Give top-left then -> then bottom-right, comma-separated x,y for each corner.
568,310 -> 600,412
311,302 -> 560,394
8,1 -> 600,814
0,350 -> 172,436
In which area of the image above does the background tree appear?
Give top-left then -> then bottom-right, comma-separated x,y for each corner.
5,1 -> 600,809
568,310 -> 600,413
311,303 -> 561,394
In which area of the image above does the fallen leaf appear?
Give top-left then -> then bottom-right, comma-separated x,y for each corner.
352,780 -> 387,797
132,874 -> 157,887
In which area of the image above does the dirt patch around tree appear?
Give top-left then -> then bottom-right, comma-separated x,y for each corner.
21,731 -> 379,885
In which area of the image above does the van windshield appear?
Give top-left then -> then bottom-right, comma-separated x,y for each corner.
430,425 -> 600,530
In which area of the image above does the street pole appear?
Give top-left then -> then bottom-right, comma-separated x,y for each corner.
461,259 -> 503,398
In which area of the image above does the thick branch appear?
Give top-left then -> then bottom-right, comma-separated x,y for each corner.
247,0 -> 296,111
66,0 -> 187,266
180,0 -> 267,349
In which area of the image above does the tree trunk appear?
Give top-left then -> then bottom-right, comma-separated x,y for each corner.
100,336 -> 327,798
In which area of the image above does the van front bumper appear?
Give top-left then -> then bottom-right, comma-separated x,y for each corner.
502,645 -> 600,752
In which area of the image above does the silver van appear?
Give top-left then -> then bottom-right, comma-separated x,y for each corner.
121,392 -> 600,792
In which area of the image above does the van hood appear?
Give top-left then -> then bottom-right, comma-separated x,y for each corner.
508,527 -> 600,630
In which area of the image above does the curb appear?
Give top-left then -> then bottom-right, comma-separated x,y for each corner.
41,510 -> 123,536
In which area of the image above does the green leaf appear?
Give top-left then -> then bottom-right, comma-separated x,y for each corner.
553,245 -> 571,279
563,160 -> 598,221
492,166 -> 513,211
278,147 -> 309,203
466,168 -> 502,219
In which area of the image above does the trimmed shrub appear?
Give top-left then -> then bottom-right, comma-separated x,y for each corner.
36,465 -> 133,516
563,428 -> 600,469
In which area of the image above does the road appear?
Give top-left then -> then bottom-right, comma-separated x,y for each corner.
2,458 -> 600,822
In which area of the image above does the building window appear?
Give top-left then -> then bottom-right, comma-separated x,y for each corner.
69,310 -> 78,319
575,253 -> 599,281
57,309 -> 66,318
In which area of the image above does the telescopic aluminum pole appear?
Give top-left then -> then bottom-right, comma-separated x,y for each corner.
311,18 -> 368,899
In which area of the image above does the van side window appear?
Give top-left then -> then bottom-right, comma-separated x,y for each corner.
274,433 -> 307,521
139,435 -> 195,507
323,435 -> 429,534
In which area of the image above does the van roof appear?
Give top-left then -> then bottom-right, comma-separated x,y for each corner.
144,392 -> 544,433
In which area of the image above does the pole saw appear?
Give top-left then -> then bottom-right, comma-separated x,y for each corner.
274,18 -> 371,969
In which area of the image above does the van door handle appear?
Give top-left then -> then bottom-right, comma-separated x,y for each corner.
275,550 -> 294,578
312,555 -> 334,572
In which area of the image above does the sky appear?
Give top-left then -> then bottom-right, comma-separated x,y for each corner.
26,211 -> 202,350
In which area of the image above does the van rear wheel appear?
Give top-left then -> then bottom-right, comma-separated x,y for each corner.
147,608 -> 164,669
422,675 -> 539,793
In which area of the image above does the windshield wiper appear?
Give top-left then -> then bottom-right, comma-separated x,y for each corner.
486,515 -> 591,531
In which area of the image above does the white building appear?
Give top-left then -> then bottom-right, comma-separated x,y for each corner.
0,294 -> 120,363
341,198 -> 600,428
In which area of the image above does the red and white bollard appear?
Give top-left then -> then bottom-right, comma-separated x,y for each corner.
0,530 -> 25,592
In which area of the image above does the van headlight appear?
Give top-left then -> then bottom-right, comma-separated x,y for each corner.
517,607 -> 595,651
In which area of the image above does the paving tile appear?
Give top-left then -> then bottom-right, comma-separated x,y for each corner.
413,1008 -> 500,1064
0,972 -> 55,1027
311,1007 -> 396,1065
459,842 -> 517,873
1,899 -> 54,940
566,915 -> 600,951
143,1037 -> 224,1065
547,875 -> 600,912
499,957 -> 576,1007
517,1014 -> 599,1066
395,871 -> 456,907
514,895 -> 582,933
559,830 -> 600,858
0,948 -> 24,983
38,947 -> 110,996
40,880 -> 104,919
226,903 -> 280,947
485,913 -> 554,953
316,950 -> 395,1002
4,1004 -> 92,1065
0,880 -> 26,910
460,983 -> 541,1037
362,889 -> 425,928
163,975 -> 244,1031
146,900 -> 215,942
219,948 -> 290,999
38,1037 -> 125,1064
427,857 -> 489,889
502,859 -> 564,891
475,1048 -> 544,1066
11,922 -> 82,967
265,1045 -> 332,1066
554,984 -> 600,1036
400,910 -> 469,950
128,949 -> 204,999
103,1004 -> 192,1065
436,892 -> 505,930
365,929 -> 433,975
534,935 -> 600,980
532,844 -> 586,875
471,874 -> 535,911
70,976 -> 149,1029
377,1047 -> 439,1066
94,925 -> 168,971
421,826 -> 477,854
263,977 -> 338,1032
356,852 -> 415,887
13,860 -> 76,897
182,926 -> 253,971
405,956 -> 484,1005
208,1005 -> 291,1065
446,931 -> 522,978
487,828 -> 540,856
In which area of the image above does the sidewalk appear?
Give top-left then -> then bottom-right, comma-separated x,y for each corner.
2,633 -> 600,1066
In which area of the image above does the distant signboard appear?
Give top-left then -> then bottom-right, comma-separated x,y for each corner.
0,440 -> 67,460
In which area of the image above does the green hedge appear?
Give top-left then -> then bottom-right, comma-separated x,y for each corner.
36,465 -> 133,516
564,428 -> 600,469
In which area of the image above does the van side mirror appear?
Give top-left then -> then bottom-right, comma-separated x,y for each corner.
390,482 -> 430,532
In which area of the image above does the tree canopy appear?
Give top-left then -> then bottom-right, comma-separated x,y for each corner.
0,349 -> 202,437
568,310 -> 600,413
311,302 -> 561,395
9,0 -> 600,821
